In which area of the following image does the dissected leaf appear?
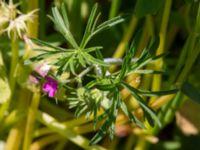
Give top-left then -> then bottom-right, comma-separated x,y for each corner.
83,52 -> 108,67
118,30 -> 141,80
120,100 -> 145,128
51,6 -> 78,48
121,81 -> 161,127
80,4 -> 99,48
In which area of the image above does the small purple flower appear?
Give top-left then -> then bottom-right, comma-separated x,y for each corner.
42,76 -> 58,97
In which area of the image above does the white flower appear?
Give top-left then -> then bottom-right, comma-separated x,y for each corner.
0,0 -> 37,39
6,10 -> 37,39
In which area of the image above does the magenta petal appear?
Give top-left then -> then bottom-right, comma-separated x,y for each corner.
42,76 -> 58,97
48,89 -> 56,97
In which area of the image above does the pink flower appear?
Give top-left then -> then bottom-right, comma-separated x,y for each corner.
29,63 -> 51,84
42,76 -> 58,97
35,63 -> 51,77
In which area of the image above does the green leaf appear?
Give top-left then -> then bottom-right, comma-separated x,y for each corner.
0,52 -> 11,104
61,3 -> 70,29
28,53 -> 53,62
131,53 -> 165,71
135,0 -> 164,18
84,46 -> 103,53
83,53 -> 108,67
129,30 -> 142,55
91,88 -> 120,144
94,109 -> 110,127
51,6 -> 78,48
69,59 -> 76,75
121,82 -> 161,127
31,38 -> 71,52
93,15 -> 125,36
75,105 -> 88,117
118,30 -> 141,80
84,15 -> 125,47
90,121 -> 108,144
129,69 -> 164,75
136,89 -> 178,96
95,49 -> 107,77
96,84 -> 116,91
78,54 -> 86,67
148,36 -> 160,56
181,82 -> 200,104
120,100 -> 145,128
80,4 -> 99,48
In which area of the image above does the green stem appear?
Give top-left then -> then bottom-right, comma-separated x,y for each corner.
0,37 -> 19,130
54,139 -> 68,150
30,134 -> 63,150
40,98 -> 72,121
148,2 -> 200,146
146,15 -> 155,38
140,15 -> 155,91
5,88 -> 31,150
22,1 -> 40,149
135,19 -> 149,57
185,4 -> 192,34
124,134 -> 135,150
135,1 -> 172,149
109,137 -> 120,150
163,92 -> 183,125
0,51 -> 11,122
34,127 -> 54,138
9,37 -> 19,92
27,0 -> 39,38
23,91 -> 41,150
151,0 -> 172,101
109,0 -> 121,19
5,122 -> 25,150
36,111 -> 106,150
177,40 -> 200,83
